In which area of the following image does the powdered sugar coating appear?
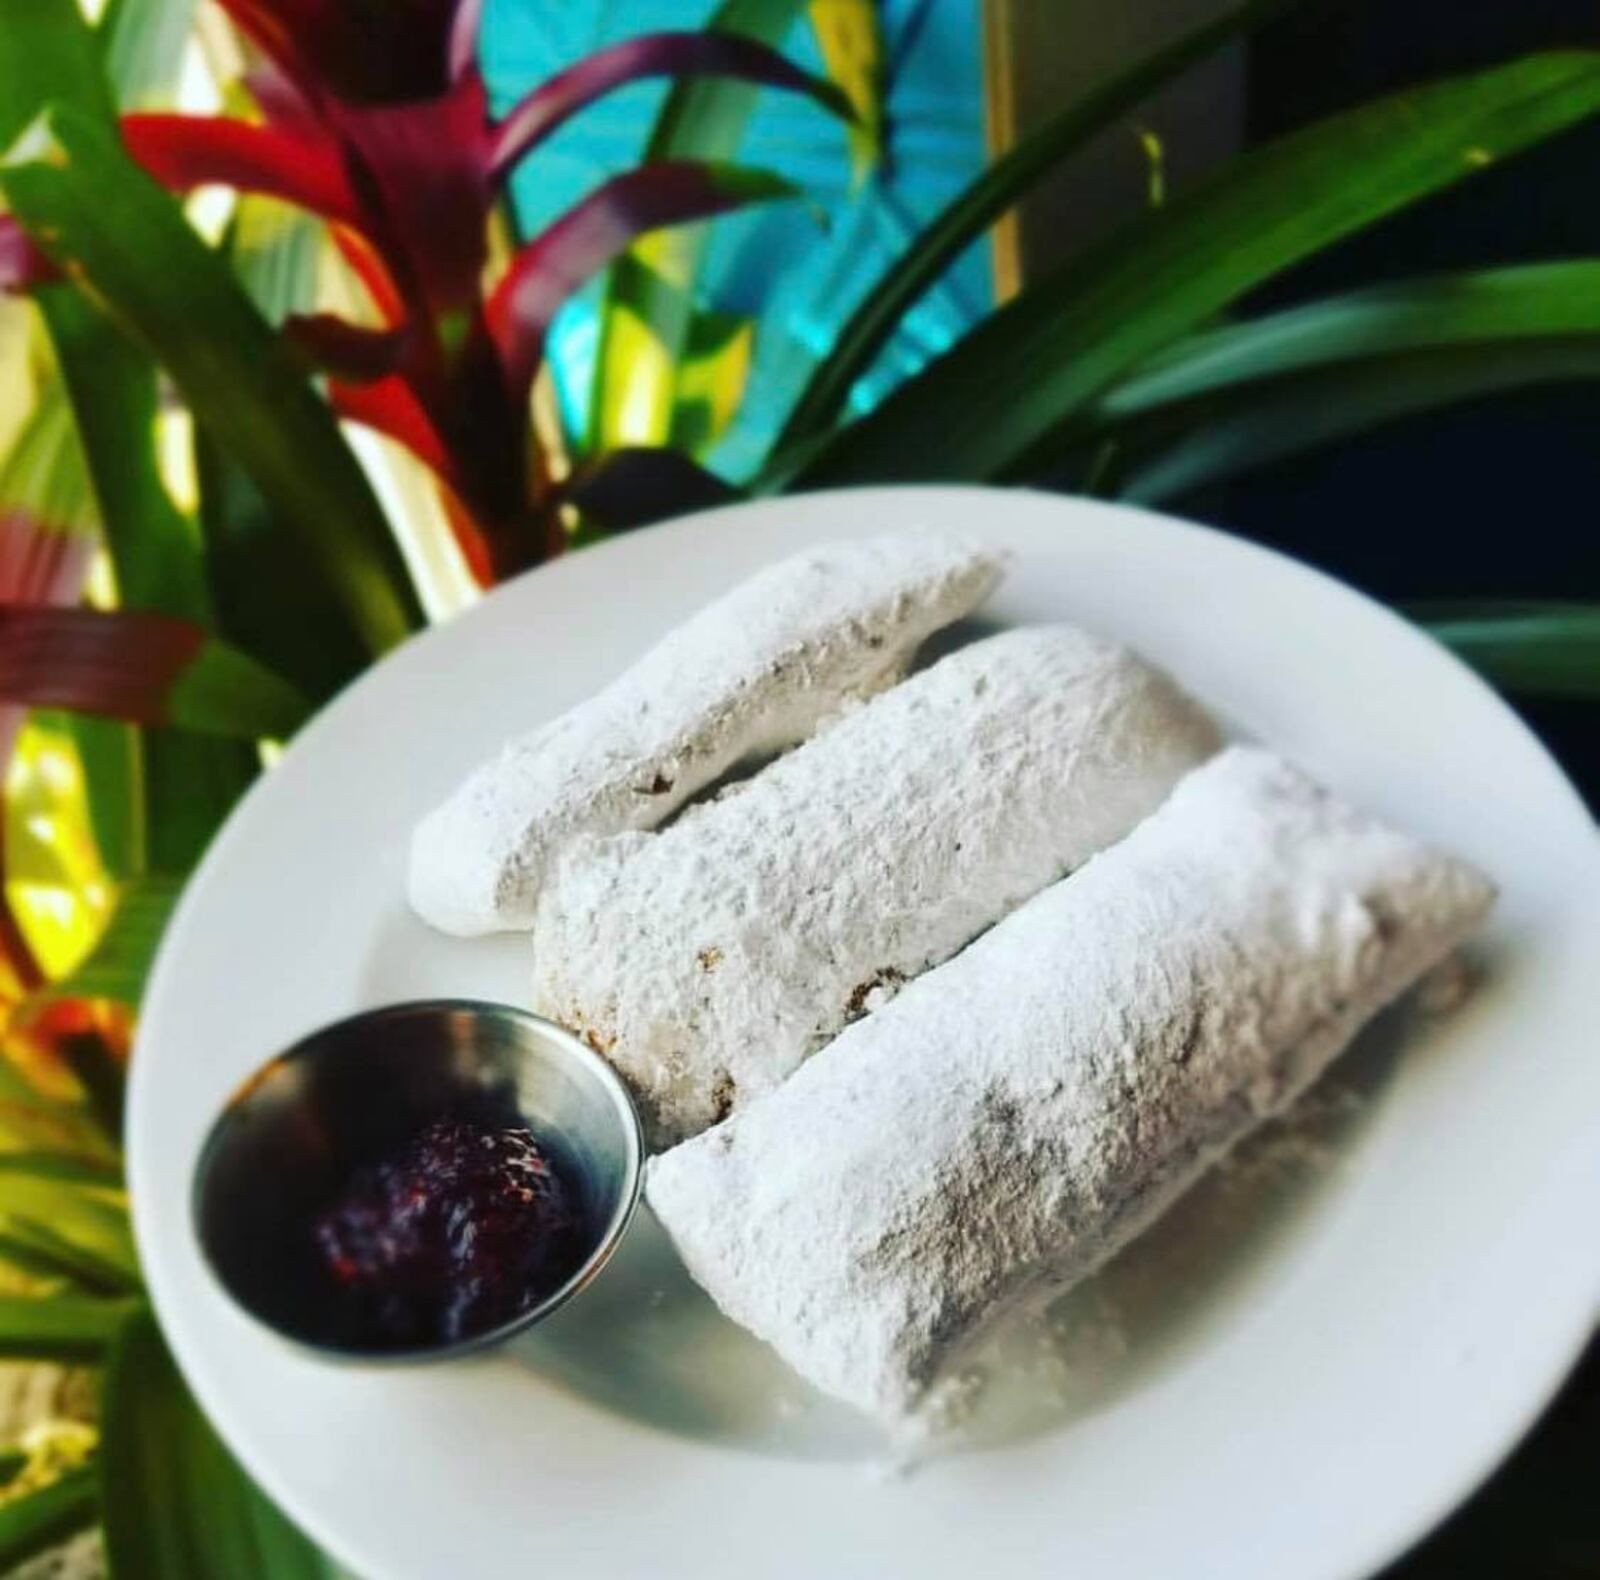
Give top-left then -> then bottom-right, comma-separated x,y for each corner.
409,529 -> 1003,934
532,626 -> 1219,1145
647,748 -> 1495,1424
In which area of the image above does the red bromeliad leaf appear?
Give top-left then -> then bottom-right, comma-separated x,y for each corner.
121,114 -> 360,227
487,160 -> 796,399
328,374 -> 456,483
331,229 -> 407,326
0,604 -> 312,740
212,0 -> 473,106
487,32 -> 854,183
327,73 -> 492,320
0,217 -> 56,292
284,314 -> 411,382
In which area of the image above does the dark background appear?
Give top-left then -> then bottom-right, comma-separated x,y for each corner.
1231,0 -> 1600,813
1234,2 -> 1598,1573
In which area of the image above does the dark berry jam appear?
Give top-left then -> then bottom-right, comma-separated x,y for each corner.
312,1116 -> 584,1347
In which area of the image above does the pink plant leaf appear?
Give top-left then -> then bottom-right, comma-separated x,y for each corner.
0,512 -> 99,994
450,0 -> 486,86
0,605 -> 311,739
121,114 -> 362,227
487,32 -> 855,184
487,160 -> 796,400
0,604 -> 204,727
284,314 -> 412,382
243,59 -> 323,138
0,217 -> 58,293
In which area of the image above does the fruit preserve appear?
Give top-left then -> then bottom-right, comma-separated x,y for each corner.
312,1115 -> 584,1347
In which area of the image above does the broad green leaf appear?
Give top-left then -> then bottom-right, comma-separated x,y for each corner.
0,1214 -> 140,1295
38,284 -> 208,623
0,382 -> 100,550
782,51 -> 1600,487
1,106 -> 425,659
139,728 -> 257,876
0,1292 -> 134,1359
1096,261 -> 1600,416
1104,338 -> 1600,503
0,1038 -> 120,1163
101,1308 -> 333,1580
1413,603 -> 1600,700
587,0 -> 815,455
775,0 -> 1299,450
39,295 -> 243,878
1062,261 -> 1600,499
9,0 -> 259,880
0,0 -> 116,148
0,1177 -> 135,1286
101,0 -> 197,110
168,636 -> 313,739
197,198 -> 373,705
0,1464 -> 97,1571
53,871 -> 179,1004
0,1151 -> 122,1187
46,711 -> 141,883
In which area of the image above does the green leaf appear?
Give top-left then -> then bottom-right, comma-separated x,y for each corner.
0,1292 -> 134,1359
101,1308 -> 334,1580
0,1151 -> 121,1187
167,636 -> 313,739
0,1042 -> 120,1164
0,0 -> 115,149
1063,260 -> 1600,499
0,381 -> 100,547
1,105 -> 425,659
781,51 -> 1600,487
775,0 -> 1300,450
1413,602 -> 1600,700
38,291 -> 209,622
0,1465 -> 97,1571
34,203 -> 255,882
0,1178 -> 135,1286
1097,260 -> 1600,414
45,710 -> 141,882
101,0 -> 197,110
53,871 -> 179,1004
0,1215 -> 141,1295
197,199 -> 378,705
587,0 -> 815,455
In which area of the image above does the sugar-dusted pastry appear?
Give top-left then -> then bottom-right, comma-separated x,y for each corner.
532,625 -> 1219,1146
647,748 -> 1495,1425
408,529 -> 1003,935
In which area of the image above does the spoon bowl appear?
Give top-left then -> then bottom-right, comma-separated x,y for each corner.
192,1000 -> 642,1361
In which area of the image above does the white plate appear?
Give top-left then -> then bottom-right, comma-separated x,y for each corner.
129,487 -> 1600,1580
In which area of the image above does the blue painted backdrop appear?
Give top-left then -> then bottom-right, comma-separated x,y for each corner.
480,0 -> 993,479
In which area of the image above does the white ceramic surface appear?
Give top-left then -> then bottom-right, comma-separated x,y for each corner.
129,488 -> 1600,1580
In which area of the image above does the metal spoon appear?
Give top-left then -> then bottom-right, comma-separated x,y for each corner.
191,1000 -> 643,1362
